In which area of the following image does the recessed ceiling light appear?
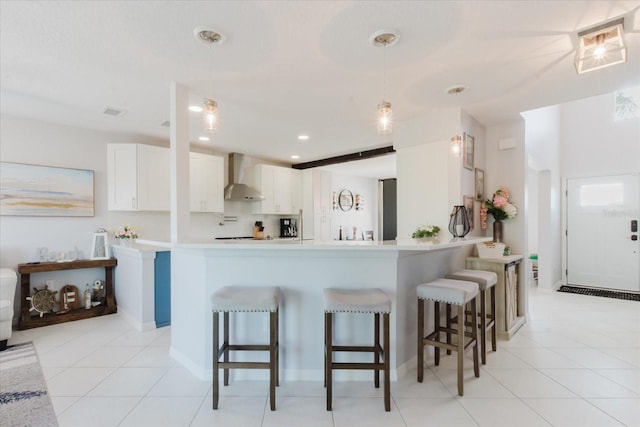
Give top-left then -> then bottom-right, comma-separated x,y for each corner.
298,135 -> 309,141
446,85 -> 468,95
189,105 -> 203,112
102,106 -> 127,117
198,136 -> 210,141
291,155 -> 300,159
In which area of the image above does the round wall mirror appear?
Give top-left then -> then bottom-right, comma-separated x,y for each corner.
338,189 -> 354,211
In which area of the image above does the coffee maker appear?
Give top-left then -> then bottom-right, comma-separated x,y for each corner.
279,218 -> 297,238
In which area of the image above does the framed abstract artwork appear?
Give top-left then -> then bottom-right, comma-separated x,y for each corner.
0,162 -> 95,216
463,195 -> 474,230
474,168 -> 485,201
463,133 -> 474,170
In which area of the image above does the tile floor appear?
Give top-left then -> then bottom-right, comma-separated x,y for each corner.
7,287 -> 640,427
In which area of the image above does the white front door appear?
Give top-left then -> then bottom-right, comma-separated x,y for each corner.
567,174 -> 640,292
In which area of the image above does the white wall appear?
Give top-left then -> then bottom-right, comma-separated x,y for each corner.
522,105 -> 562,289
560,92 -> 640,178
329,173 -> 378,240
395,107 -> 487,239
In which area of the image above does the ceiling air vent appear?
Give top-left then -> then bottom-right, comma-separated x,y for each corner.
102,106 -> 127,117
160,120 -> 170,127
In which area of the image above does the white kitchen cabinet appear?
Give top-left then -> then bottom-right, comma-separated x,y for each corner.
301,169 -> 332,240
107,144 -> 169,211
253,164 -> 301,215
190,152 -> 224,213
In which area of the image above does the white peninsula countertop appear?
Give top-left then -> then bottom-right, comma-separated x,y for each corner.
169,236 -> 492,382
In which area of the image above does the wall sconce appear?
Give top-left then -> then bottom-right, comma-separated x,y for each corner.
448,205 -> 471,238
575,17 -> 626,74
450,135 -> 462,157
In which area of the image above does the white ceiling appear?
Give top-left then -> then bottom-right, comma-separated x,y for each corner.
1,1 -> 639,167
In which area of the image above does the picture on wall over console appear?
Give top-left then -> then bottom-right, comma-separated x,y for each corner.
0,162 -> 95,217
463,132 -> 474,170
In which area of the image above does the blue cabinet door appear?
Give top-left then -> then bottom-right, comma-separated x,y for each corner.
154,251 -> 171,327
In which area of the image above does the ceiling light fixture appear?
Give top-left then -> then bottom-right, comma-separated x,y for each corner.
298,135 -> 309,141
291,155 -> 300,160
575,17 -> 626,74
446,85 -> 468,95
371,30 -> 398,135
189,105 -> 203,113
198,136 -> 210,141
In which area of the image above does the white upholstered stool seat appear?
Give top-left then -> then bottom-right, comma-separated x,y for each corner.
211,286 -> 280,411
416,278 -> 478,305
417,278 -> 480,396
445,269 -> 498,364
323,288 -> 391,314
446,269 -> 497,290
211,286 -> 280,312
323,288 -> 391,412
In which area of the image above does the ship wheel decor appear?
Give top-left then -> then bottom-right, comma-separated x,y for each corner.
26,285 -> 58,317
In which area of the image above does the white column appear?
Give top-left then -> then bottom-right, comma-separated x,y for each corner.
169,83 -> 190,244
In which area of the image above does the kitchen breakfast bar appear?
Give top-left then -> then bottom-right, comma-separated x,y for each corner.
169,237 -> 492,381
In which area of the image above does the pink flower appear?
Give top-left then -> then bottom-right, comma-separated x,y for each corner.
493,194 -> 508,208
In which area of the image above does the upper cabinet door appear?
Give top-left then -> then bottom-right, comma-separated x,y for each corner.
107,144 -> 138,211
253,164 -> 300,215
107,143 -> 169,212
137,144 -> 170,211
190,153 -> 224,213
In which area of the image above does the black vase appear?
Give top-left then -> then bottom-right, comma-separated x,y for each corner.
493,220 -> 503,243
448,205 -> 471,238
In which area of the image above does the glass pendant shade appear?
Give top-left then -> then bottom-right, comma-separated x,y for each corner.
377,101 -> 393,134
448,205 -> 471,238
202,98 -> 218,133
451,135 -> 462,157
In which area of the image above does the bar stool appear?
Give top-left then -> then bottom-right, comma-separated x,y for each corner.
446,269 -> 497,364
323,288 -> 391,412
211,286 -> 280,410
417,278 -> 479,396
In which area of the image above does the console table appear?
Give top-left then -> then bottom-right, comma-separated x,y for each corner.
466,255 -> 525,339
18,258 -> 117,330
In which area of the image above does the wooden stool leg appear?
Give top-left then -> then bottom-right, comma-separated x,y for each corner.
275,307 -> 280,387
480,289 -> 487,365
269,311 -> 277,411
490,286 -> 497,351
456,304 -> 464,396
434,301 -> 440,366
325,312 -> 333,411
212,311 -> 219,410
471,298 -> 480,378
374,312 -> 380,388
417,298 -> 424,383
446,303 -> 452,355
223,311 -> 230,386
383,312 -> 390,412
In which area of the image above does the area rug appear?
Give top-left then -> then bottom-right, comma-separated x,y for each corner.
0,342 -> 58,427
558,285 -> 640,302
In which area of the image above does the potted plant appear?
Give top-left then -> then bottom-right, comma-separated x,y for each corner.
412,225 -> 441,243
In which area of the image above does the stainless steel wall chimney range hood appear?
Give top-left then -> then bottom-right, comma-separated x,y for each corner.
223,153 -> 265,201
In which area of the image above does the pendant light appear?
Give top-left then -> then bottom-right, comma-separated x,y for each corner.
372,31 -> 398,135
194,27 -> 224,133
202,98 -> 218,133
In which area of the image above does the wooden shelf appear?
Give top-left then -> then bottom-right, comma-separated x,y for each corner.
18,258 -> 118,330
